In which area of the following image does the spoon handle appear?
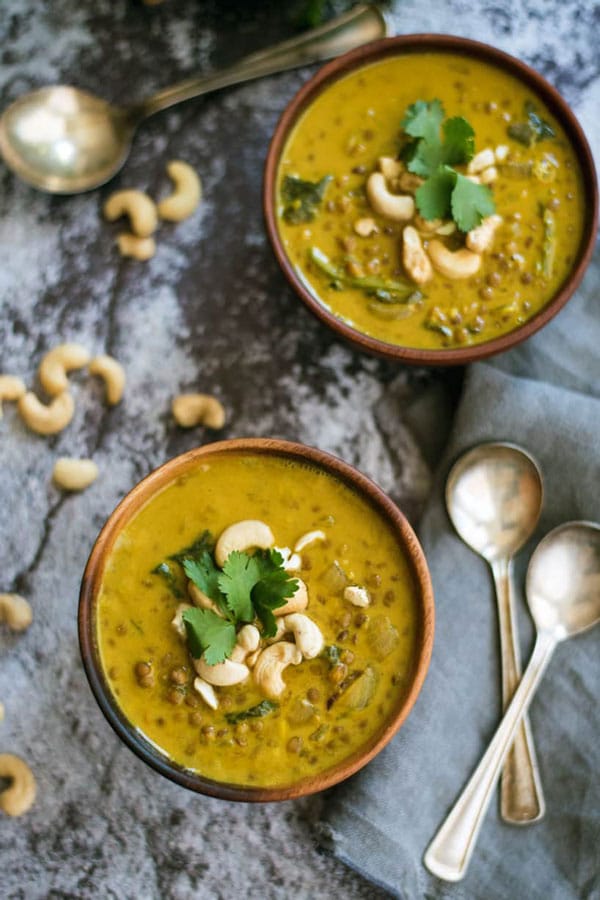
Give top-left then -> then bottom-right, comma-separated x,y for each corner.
491,558 -> 545,823
423,630 -> 556,882
135,5 -> 389,120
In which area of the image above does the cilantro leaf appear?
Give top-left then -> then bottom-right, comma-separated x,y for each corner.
415,165 -> 456,220
451,174 -> 496,232
251,549 -> 299,638
407,139 -> 444,178
182,607 -> 236,664
218,551 -> 260,623
183,552 -> 229,617
401,99 -> 445,145
281,174 -> 332,224
441,117 -> 475,166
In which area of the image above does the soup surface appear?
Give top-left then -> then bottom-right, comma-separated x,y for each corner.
97,452 -> 420,788
276,52 -> 585,349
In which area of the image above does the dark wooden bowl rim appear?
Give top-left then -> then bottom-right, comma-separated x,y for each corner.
263,34 -> 599,366
79,438 -> 435,803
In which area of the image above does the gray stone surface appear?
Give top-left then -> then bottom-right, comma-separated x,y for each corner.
0,2 -> 597,898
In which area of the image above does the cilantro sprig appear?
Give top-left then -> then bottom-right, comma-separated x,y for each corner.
401,99 -> 495,232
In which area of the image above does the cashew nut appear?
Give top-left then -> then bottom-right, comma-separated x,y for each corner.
275,546 -> 302,571
18,391 -> 74,435
188,582 -> 225,618
103,190 -> 158,237
294,530 -> 326,553
214,520 -> 274,567
427,240 -> 482,280
230,624 -> 261,663
194,656 -> 249,687
366,172 -> 415,222
284,613 -> 324,659
0,594 -> 32,631
466,214 -> 503,254
397,171 -> 424,193
0,702 -> 4,722
158,161 -> 202,222
354,217 -> 378,237
39,343 -> 90,397
171,603 -> 193,638
495,144 -> 509,162
377,157 -> 403,180
402,225 -> 433,285
88,354 -> 126,405
265,617 -> 287,644
467,148 -> 496,174
480,166 -> 498,185
52,458 -> 98,492
172,394 -> 226,430
273,578 -> 309,617
193,677 -> 218,710
0,375 -> 26,418
344,585 -> 371,608
116,233 -> 156,261
253,642 -> 302,698
0,754 -> 36,817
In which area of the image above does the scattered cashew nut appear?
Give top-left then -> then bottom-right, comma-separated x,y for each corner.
158,161 -> 202,222
214,520 -> 274,567
88,354 -> 126,405
495,144 -> 509,163
344,585 -> 371,608
194,656 -> 249,687
0,754 -> 36,817
230,624 -> 261,663
18,390 -> 74,435
366,172 -> 415,222
52,458 -> 99,492
283,613 -> 324,659
0,594 -> 33,631
188,582 -> 225,618
377,156 -> 403,180
467,148 -> 496,174
0,375 -> 26,418
39,343 -> 90,397
193,677 -> 218,710
427,240 -> 481,280
253,642 -> 302,698
479,166 -> 498,185
402,225 -> 433,285
116,233 -> 156,261
466,214 -> 503,254
172,394 -> 226,430
353,217 -> 378,237
294,530 -> 326,553
103,190 -> 158,237
274,546 -> 302,571
273,578 -> 309,617
171,603 -> 193,638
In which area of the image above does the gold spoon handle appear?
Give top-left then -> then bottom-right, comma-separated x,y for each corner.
134,5 -> 390,121
491,557 -> 545,823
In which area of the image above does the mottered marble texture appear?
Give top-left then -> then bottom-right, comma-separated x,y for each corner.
0,2 -> 597,897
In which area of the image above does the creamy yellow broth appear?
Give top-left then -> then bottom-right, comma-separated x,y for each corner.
97,452 -> 419,787
277,52 -> 585,349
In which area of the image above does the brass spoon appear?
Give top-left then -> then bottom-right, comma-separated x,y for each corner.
0,5 -> 388,194
424,521 -> 600,881
446,442 -> 544,824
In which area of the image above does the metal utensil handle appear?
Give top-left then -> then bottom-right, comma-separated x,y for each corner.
492,558 -> 545,823
423,630 -> 556,882
137,5 -> 389,120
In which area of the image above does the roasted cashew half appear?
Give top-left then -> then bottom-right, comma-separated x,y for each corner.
88,354 -> 126,405
193,677 -> 218,710
283,613 -> 324,659
294,530 -> 326,553
467,148 -> 496,174
402,225 -> 433,285
427,240 -> 481,280
103,190 -> 158,237
466,214 -> 503,254
0,375 -> 26,418
253,642 -> 302,698
0,754 -> 36,817
172,394 -> 226,430
116,233 -> 156,261
214,520 -> 275,567
230,624 -> 261,663
39,343 -> 90,397
158,161 -> 202,222
366,172 -> 414,222
52,458 -> 98,492
344,585 -> 371,608
194,656 -> 249,687
273,578 -> 308,617
18,391 -> 74,435
0,594 -> 32,631
188,582 -> 225,618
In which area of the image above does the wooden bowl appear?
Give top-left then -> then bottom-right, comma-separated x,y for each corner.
79,438 -> 434,802
263,35 -> 598,366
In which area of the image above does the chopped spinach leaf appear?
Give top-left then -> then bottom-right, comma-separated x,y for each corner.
281,174 -> 332,224
507,101 -> 555,146
225,700 -> 278,725
309,246 -> 415,301
151,561 -> 184,599
169,529 -> 214,565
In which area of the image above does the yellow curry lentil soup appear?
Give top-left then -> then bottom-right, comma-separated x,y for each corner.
95,449 -> 424,790
276,52 -> 585,350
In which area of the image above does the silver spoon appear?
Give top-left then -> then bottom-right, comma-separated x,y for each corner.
0,4 -> 388,194
424,521 -> 600,881
446,442 -> 544,824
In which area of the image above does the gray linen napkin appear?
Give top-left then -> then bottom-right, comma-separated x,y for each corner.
320,234 -> 600,897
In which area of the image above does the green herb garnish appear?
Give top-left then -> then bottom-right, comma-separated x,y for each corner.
151,561 -> 184,599
508,101 -> 555,147
182,608 -> 237,665
225,700 -> 278,725
401,99 -> 495,232
322,644 -> 342,667
281,174 -> 332,224
169,529 -> 214,565
538,203 -> 556,278
309,246 -> 418,302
